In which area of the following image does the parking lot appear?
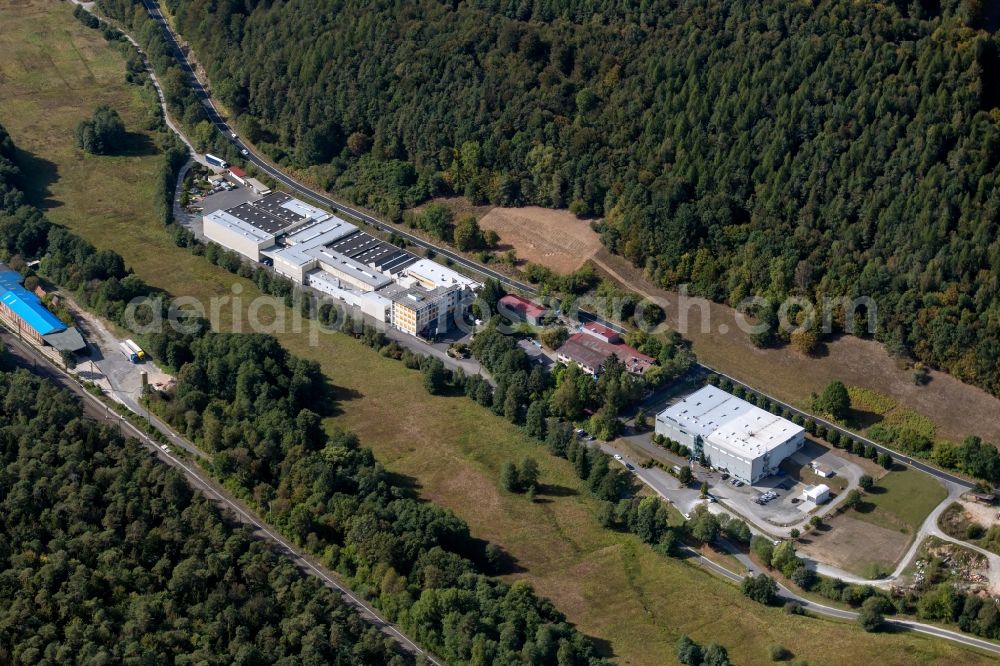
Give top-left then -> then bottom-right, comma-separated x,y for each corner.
707,439 -> 863,528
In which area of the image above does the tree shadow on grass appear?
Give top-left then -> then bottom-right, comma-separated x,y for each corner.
117,131 -> 159,157
846,407 -> 884,429
325,383 -> 362,416
13,146 -> 60,210
537,483 -> 579,498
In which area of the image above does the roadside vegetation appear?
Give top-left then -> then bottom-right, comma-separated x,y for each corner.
0,368 -> 407,664
2,5 -> 998,663
157,0 -> 1000,400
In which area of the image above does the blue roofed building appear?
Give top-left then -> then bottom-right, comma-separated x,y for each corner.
0,265 -> 86,353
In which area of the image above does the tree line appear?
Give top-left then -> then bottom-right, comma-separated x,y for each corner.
151,0 -> 1000,398
0,368 -> 408,664
1,119 -> 606,665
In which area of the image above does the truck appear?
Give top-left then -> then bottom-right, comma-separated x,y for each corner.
119,341 -> 139,363
205,153 -> 228,168
124,339 -> 146,361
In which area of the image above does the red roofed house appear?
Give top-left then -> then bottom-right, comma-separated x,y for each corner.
499,293 -> 548,325
557,332 -> 655,376
582,321 -> 620,343
228,166 -> 247,186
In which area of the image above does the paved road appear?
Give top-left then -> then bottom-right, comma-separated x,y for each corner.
595,439 -> 1000,655
133,0 -> 984,500
0,327 -> 443,665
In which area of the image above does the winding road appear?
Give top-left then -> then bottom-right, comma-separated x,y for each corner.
66,0 -> 1000,657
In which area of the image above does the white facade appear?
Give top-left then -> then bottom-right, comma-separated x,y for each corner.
703,409 -> 805,484
802,484 -> 831,504
403,259 -> 482,291
203,209 -> 275,260
306,272 -> 391,322
655,385 -> 754,449
655,385 -> 804,483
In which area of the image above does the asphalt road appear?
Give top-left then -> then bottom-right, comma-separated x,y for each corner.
0,328 -> 443,666
135,0 -> 982,498
598,440 -> 1000,655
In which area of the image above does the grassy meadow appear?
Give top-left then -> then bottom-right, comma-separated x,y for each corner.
0,1 -> 996,663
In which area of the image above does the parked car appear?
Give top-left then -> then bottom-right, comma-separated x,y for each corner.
614,454 -> 623,460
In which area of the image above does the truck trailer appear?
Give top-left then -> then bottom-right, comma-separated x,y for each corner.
124,339 -> 145,361
119,341 -> 139,363
205,153 -> 228,168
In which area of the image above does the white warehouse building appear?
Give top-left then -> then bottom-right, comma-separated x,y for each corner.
656,386 -> 805,484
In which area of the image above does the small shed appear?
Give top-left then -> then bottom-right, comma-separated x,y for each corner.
810,462 -> 835,478
802,484 -> 830,504
228,166 -> 247,186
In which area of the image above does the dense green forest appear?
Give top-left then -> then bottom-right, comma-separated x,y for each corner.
152,332 -> 606,665
124,0 -> 1000,396
1,119 -> 605,665
0,368 -> 406,664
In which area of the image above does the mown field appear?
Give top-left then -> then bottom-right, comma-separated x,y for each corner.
0,1 -> 996,664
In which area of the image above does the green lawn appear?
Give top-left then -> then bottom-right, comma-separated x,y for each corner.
853,467 -> 948,535
1,2 -> 996,664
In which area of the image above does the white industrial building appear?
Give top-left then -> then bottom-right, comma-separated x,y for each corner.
203,191 -> 332,261
203,192 -> 480,337
656,386 -> 805,484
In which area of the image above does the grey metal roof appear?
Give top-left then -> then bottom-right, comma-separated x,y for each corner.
42,326 -> 87,352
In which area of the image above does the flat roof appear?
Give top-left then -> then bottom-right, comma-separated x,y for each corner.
205,209 -> 275,244
226,202 -> 295,235
268,218 -> 359,271
280,197 -> 329,222
706,407 -> 804,458
0,269 -> 66,336
309,248 -> 392,289
404,259 -> 482,291
246,177 -> 270,192
383,282 -> 449,307
657,385 -> 756,440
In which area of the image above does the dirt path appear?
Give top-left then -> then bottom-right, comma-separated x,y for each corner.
591,250 -> 1000,444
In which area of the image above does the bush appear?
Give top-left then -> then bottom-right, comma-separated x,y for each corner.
858,596 -> 886,632
858,474 -> 874,491
769,644 -> 792,661
741,573 -> 779,605
76,105 -> 126,155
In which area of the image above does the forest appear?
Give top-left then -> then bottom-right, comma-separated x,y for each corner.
129,0 -> 1000,397
151,331 -> 606,665
0,118 -> 605,665
0,368 -> 406,664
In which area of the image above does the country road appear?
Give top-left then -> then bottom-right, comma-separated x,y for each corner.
128,0 -> 982,498
63,0 -> 1000,656
598,442 -> 1000,656
0,326 -> 444,666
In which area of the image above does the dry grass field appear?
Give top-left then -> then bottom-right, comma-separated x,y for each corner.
592,249 -> 1000,446
799,514 -> 910,577
2,2 -> 999,664
477,205 -> 603,273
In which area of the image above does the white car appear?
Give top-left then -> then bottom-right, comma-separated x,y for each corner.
241,148 -> 249,156
230,131 -> 237,139
614,454 -> 623,460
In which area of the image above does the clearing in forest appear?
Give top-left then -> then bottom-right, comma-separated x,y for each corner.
477,205 -> 603,274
